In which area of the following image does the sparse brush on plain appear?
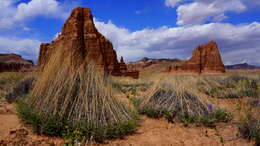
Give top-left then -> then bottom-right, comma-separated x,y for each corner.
16,48 -> 138,143
110,77 -> 153,96
0,72 -> 25,99
0,72 -> 25,90
6,76 -> 35,103
239,110 -> 260,146
198,74 -> 259,98
135,76 -> 232,127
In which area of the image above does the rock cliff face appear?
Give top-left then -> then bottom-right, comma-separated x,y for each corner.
169,41 -> 225,73
38,7 -> 139,78
0,54 -> 33,73
119,56 -> 127,72
119,56 -> 139,79
128,57 -> 184,72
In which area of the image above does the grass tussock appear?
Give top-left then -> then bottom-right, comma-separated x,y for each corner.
135,76 -> 232,127
17,47 -> 138,143
111,77 -> 153,97
198,74 -> 260,98
239,111 -> 260,145
0,72 -> 25,99
6,76 -> 35,103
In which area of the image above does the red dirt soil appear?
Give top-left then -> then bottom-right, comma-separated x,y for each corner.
0,98 -> 254,146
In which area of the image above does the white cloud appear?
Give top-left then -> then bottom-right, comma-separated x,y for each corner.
15,0 -> 61,20
95,20 -> 260,66
165,0 -> 182,8
176,0 -> 246,25
0,0 -> 17,28
1,19 -> 259,66
0,37 -> 41,62
0,0 -> 78,29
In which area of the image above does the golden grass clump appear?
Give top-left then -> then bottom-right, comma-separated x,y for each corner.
138,75 -> 209,117
134,75 -> 232,125
27,47 -> 137,133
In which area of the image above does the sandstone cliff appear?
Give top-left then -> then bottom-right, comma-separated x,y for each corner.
169,41 -> 225,73
0,54 -> 33,73
38,7 -> 139,78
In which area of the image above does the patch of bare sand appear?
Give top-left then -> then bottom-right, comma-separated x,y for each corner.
103,116 -> 253,146
0,101 -> 64,146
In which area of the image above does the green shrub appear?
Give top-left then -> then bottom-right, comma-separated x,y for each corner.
239,114 -> 260,145
140,105 -> 165,119
131,96 -> 232,127
111,80 -> 152,95
130,97 -> 141,110
16,99 -> 139,143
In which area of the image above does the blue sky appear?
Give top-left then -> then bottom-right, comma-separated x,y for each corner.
0,0 -> 260,66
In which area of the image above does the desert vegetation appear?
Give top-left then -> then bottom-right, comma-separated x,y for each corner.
239,111 -> 260,145
15,49 -> 139,144
133,75 -> 233,127
0,72 -> 25,97
0,71 -> 259,145
198,74 -> 259,98
109,72 -> 260,145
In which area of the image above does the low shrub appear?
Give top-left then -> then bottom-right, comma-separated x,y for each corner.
239,114 -> 260,145
135,100 -> 232,127
16,99 -> 139,143
16,99 -> 64,136
198,75 -> 259,98
0,72 -> 25,93
111,79 -> 152,96
6,77 -> 35,103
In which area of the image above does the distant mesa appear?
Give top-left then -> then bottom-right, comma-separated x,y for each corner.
166,41 -> 225,73
38,7 -> 139,79
225,63 -> 260,70
127,57 -> 184,72
0,53 -> 34,73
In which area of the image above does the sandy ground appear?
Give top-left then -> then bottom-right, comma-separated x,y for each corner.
0,98 -> 255,146
105,117 -> 254,146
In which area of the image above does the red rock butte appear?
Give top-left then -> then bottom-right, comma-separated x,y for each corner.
167,41 -> 225,73
38,7 -> 139,79
0,53 -> 34,73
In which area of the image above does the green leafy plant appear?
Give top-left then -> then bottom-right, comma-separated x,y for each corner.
16,99 -> 139,143
239,113 -> 260,145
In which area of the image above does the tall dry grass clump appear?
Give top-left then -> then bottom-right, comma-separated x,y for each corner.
138,76 -> 208,117
134,75 -> 232,126
17,47 -> 138,142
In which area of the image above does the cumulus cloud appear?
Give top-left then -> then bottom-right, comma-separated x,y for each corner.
176,0 -> 246,25
165,0 -> 249,25
95,20 -> 260,66
15,0 -> 62,20
0,37 -> 41,62
1,18 -> 259,66
165,0 -> 182,8
0,0 -> 17,28
0,0 -> 78,29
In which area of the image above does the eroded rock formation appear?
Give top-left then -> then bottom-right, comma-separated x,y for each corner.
169,41 -> 225,73
37,7 -> 139,78
128,57 -> 184,72
119,56 -> 127,72
0,54 -> 33,73
116,56 -> 139,79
